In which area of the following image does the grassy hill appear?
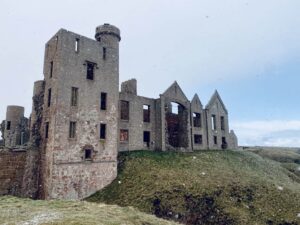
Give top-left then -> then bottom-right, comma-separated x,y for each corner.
0,196 -> 179,225
87,150 -> 300,225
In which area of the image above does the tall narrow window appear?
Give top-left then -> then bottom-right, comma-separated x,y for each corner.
75,38 -> 79,52
69,121 -> 76,138
50,61 -> 53,78
214,136 -> 218,145
143,131 -> 150,147
86,62 -> 95,80
222,137 -> 227,149
100,123 -> 106,139
120,100 -> 129,120
221,116 -> 225,131
6,121 -> 11,130
45,122 -> 49,138
193,113 -> 201,128
120,129 -> 129,142
100,92 -> 107,110
47,88 -> 52,107
71,87 -> 78,106
143,105 -> 150,122
211,115 -> 216,130
194,134 -> 203,144
103,47 -> 106,60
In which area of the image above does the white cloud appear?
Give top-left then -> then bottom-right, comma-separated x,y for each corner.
232,120 -> 300,147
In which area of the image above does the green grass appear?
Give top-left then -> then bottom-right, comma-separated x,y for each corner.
87,150 -> 300,225
0,195 -> 179,225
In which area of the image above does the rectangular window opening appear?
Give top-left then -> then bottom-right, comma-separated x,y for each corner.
143,105 -> 150,122
120,129 -> 129,142
86,62 -> 95,80
84,149 -> 92,160
6,121 -> 11,130
47,88 -> 52,107
100,92 -> 107,110
71,87 -> 78,106
75,38 -> 79,52
50,61 -> 53,78
211,115 -> 216,130
120,100 -> 129,120
222,137 -> 227,149
214,136 -> 218,145
221,116 -> 225,131
69,121 -> 76,138
45,122 -> 49,138
100,123 -> 106,139
143,131 -> 150,147
193,113 -> 201,128
103,47 -> 106,60
194,134 -> 202,144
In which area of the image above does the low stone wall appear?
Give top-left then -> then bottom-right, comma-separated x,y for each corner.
0,149 -> 27,196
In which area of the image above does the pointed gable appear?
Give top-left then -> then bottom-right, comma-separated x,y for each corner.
205,90 -> 228,114
162,81 -> 189,103
191,94 -> 203,109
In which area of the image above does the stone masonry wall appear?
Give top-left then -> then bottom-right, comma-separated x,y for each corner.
0,150 -> 27,196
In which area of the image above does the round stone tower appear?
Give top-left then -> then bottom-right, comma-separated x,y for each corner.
95,23 -> 121,45
4,105 -> 25,147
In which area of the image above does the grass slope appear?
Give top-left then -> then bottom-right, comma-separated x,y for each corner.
87,150 -> 300,225
0,196 -> 179,225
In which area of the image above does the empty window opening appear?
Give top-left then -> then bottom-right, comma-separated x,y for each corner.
211,115 -> 216,130
213,136 -> 218,145
103,47 -> 107,60
194,134 -> 202,144
170,102 -> 179,114
120,100 -> 129,120
166,102 -> 188,148
143,105 -> 150,122
47,88 -> 52,107
71,87 -> 78,106
45,122 -> 49,138
86,62 -> 95,80
193,113 -> 201,128
143,131 -> 150,147
75,38 -> 79,52
50,61 -> 53,78
120,129 -> 128,142
100,123 -> 106,139
69,121 -> 76,138
222,137 -> 227,149
84,149 -> 92,160
221,116 -> 225,131
101,92 -> 107,110
6,121 -> 11,130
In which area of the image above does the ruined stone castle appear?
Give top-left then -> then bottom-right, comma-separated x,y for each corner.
0,24 -> 238,200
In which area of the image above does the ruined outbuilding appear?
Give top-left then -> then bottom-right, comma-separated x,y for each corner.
0,24 -> 238,200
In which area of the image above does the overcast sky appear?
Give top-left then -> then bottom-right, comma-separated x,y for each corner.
1,0 -> 300,147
